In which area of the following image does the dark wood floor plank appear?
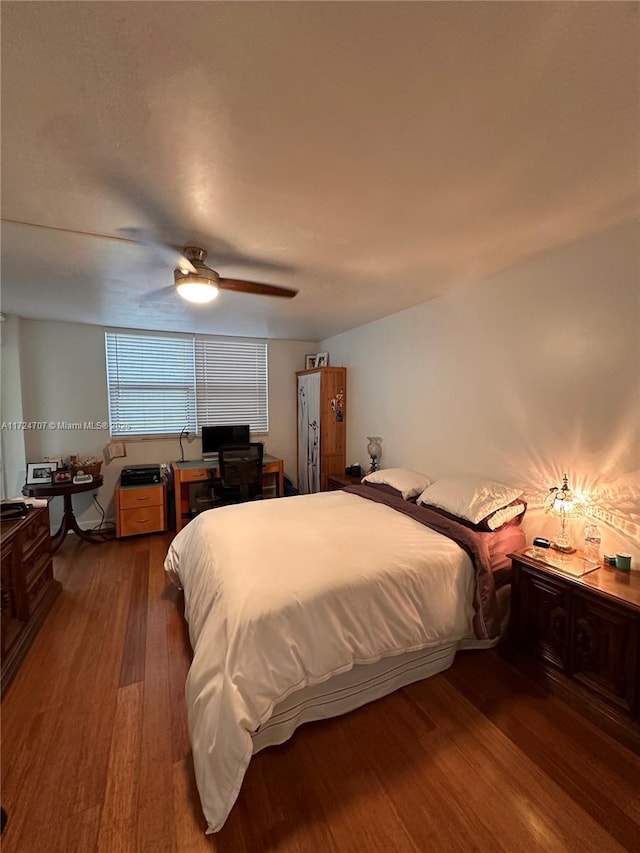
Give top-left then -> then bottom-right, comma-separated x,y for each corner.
119,549 -> 150,686
96,682 -> 145,852
172,757 -> 213,853
136,536 -> 178,852
166,583 -> 193,763
2,530 -> 640,853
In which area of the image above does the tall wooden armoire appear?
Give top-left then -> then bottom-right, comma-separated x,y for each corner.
296,366 -> 346,493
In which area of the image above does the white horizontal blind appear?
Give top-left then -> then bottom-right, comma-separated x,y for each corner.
105,332 -> 196,436
195,338 -> 268,432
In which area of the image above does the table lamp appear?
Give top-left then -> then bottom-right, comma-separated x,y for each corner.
544,473 -> 585,553
366,436 -> 383,473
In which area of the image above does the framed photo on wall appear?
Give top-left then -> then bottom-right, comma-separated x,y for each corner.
26,462 -> 57,484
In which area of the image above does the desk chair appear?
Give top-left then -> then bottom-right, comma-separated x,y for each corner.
214,443 -> 264,504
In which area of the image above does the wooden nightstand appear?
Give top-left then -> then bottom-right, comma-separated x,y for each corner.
506,547 -> 640,745
326,473 -> 363,491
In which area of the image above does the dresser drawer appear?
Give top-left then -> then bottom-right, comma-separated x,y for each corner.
118,505 -> 165,537
179,468 -> 210,483
118,485 -> 164,510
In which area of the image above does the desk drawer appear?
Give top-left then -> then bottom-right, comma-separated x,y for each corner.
119,506 -> 165,537
119,485 -> 164,509
179,468 -> 210,483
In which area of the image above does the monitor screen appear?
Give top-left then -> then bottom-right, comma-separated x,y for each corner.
201,424 -> 250,455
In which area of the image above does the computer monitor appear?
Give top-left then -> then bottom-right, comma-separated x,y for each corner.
201,424 -> 250,457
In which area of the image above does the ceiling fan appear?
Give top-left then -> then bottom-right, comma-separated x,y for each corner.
172,245 -> 297,304
1,219 -> 298,304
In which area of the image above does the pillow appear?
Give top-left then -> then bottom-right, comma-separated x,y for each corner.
416,476 -> 523,524
360,482 -> 406,501
362,467 -> 433,500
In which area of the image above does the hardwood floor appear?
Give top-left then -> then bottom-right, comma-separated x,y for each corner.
2,531 -> 639,852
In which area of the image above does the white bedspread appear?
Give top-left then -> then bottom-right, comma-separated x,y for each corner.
164,489 -> 475,832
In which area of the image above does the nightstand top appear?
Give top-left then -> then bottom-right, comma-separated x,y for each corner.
509,547 -> 640,612
327,473 -> 363,487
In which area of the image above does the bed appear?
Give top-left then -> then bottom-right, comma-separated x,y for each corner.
164,475 -> 526,833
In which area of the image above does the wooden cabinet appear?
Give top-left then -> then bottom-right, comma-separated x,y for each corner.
508,548 -> 640,735
296,366 -> 346,493
115,483 -> 166,538
1,505 -> 61,695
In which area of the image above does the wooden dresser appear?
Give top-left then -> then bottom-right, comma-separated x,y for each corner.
115,482 -> 167,538
1,504 -> 61,695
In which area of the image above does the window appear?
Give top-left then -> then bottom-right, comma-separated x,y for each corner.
105,331 -> 268,437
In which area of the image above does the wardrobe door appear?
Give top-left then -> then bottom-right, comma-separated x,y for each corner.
297,371 -> 321,493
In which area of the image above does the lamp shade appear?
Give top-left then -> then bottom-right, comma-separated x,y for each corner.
544,474 -> 585,519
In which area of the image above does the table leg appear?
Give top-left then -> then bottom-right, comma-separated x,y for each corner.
50,494 -> 113,553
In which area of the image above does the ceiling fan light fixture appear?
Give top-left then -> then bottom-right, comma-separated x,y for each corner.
174,262 -> 220,303
175,278 -> 219,304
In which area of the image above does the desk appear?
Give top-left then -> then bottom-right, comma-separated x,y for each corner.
171,455 -> 285,533
22,475 -> 112,552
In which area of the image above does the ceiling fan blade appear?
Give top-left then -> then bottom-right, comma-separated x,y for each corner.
1,217 -> 137,245
218,278 -> 298,299
140,284 -> 177,302
118,228 -> 196,273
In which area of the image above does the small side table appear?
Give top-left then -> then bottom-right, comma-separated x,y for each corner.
326,473 -> 363,491
23,475 -> 112,552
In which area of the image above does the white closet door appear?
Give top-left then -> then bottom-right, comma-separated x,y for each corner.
297,371 -> 321,493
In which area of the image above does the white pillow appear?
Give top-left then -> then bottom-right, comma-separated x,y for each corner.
362,468 -> 433,500
417,476 -> 523,524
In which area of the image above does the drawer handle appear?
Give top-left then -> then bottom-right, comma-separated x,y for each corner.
137,518 -> 148,523
136,496 -> 150,501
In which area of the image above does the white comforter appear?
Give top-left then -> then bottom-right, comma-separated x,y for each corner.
165,489 -> 475,832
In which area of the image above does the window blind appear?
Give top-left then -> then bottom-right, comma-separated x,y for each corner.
195,338 -> 268,432
105,332 -> 196,436
105,331 -> 269,437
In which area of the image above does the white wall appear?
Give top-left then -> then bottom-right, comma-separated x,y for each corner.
322,222 -> 640,563
19,320 -> 317,529
0,315 -> 27,498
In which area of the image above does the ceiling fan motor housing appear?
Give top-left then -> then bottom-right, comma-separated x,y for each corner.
174,246 -> 220,286
173,265 -> 220,287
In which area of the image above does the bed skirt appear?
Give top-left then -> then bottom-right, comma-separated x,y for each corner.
252,637 -> 485,753
252,582 -> 510,754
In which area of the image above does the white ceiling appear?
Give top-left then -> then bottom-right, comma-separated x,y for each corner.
1,2 -> 638,340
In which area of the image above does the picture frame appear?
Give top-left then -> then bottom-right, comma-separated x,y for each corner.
316,352 -> 329,367
52,468 -> 73,484
305,354 -> 317,370
26,462 -> 57,484
106,441 -> 126,462
44,456 -> 64,469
